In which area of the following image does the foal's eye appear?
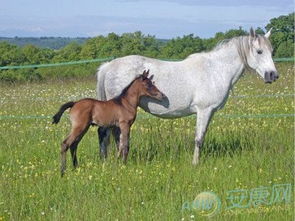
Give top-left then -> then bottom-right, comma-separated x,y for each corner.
147,82 -> 153,88
257,49 -> 263,55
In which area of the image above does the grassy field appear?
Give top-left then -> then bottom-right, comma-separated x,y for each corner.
0,63 -> 294,221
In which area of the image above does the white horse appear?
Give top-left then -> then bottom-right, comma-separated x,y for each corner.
96,28 -> 278,164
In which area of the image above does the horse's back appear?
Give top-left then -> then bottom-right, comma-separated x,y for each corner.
97,55 -> 163,100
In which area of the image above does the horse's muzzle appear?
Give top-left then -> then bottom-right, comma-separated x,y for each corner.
264,71 -> 279,84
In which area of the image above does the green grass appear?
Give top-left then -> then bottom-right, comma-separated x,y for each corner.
0,63 -> 294,221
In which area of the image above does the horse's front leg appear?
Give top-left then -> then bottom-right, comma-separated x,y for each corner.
98,127 -> 111,159
117,124 -> 130,163
193,108 -> 214,165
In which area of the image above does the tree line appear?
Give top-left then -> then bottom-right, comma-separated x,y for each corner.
0,37 -> 88,50
0,13 -> 293,82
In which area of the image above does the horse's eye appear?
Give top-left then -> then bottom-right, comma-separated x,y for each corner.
257,49 -> 263,55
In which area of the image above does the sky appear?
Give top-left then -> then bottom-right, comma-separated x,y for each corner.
0,0 -> 293,39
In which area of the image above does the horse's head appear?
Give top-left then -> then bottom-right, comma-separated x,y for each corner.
246,28 -> 279,83
137,70 -> 166,101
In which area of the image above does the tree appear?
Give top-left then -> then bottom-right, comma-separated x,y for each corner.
120,31 -> 146,55
224,27 -> 247,39
22,45 -> 41,64
0,42 -> 23,66
275,39 -> 294,58
99,33 -> 121,57
80,38 -> 99,59
53,42 -> 81,61
265,13 -> 294,57
160,34 -> 204,59
255,27 -> 265,35
203,28 -> 247,51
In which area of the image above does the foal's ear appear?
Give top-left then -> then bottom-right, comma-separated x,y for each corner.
149,74 -> 154,81
141,70 -> 146,80
142,69 -> 149,78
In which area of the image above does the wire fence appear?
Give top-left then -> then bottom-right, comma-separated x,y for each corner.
0,57 -> 294,70
1,93 -> 294,103
0,113 -> 294,121
0,57 -> 115,70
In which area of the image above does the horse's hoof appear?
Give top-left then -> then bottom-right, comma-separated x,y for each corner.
192,160 -> 199,166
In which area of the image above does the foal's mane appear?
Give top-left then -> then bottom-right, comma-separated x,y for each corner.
112,75 -> 142,104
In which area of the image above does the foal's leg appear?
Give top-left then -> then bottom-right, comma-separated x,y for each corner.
117,124 -> 130,163
61,134 -> 78,177
61,123 -> 90,176
193,108 -> 214,165
112,126 -> 121,151
70,141 -> 79,168
98,127 -> 111,159
70,125 -> 90,168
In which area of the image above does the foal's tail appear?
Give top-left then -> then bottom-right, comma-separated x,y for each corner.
52,101 -> 75,124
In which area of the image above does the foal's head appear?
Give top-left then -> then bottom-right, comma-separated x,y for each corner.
135,70 -> 166,101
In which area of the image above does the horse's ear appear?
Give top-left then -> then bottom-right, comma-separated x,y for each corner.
249,27 -> 256,39
149,74 -> 154,81
264,27 -> 272,39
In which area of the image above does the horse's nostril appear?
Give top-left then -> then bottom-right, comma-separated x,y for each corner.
264,72 -> 272,83
270,71 -> 274,78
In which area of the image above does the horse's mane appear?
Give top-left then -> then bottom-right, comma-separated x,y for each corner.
212,35 -> 271,50
188,34 -> 272,69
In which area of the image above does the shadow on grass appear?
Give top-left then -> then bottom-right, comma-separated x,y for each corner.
125,130 -> 257,163
202,136 -> 246,158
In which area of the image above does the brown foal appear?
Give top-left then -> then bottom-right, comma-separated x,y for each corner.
53,70 -> 165,176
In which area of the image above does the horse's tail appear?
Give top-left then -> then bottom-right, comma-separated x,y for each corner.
96,62 -> 109,101
52,101 -> 75,124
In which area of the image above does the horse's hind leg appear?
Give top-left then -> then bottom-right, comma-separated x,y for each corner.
98,127 -> 111,159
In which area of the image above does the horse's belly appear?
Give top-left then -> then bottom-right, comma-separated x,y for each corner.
139,96 -> 194,118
